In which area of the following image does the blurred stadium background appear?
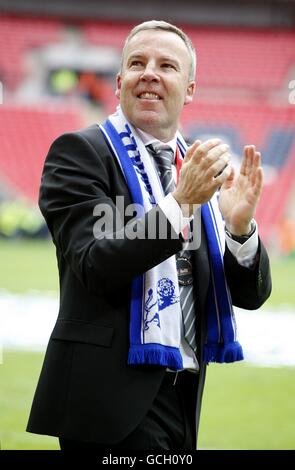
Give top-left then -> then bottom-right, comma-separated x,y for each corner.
0,0 -> 295,450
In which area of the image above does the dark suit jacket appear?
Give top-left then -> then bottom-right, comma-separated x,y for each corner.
27,124 -> 272,445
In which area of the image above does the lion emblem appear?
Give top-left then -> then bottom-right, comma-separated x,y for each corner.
143,278 -> 179,330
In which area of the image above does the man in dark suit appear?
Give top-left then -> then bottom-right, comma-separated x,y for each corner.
27,20 -> 271,450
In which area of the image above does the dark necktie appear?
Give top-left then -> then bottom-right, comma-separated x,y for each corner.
147,143 -> 197,352
148,143 -> 176,194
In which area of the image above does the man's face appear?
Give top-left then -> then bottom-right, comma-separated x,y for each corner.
116,29 -> 196,142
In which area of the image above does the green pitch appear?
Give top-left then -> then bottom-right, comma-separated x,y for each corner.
0,239 -> 294,449
0,350 -> 295,449
0,239 -> 294,306
199,362 -> 295,449
0,239 -> 58,294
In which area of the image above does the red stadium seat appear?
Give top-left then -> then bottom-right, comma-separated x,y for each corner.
0,104 -> 82,201
0,16 -> 62,90
0,17 -> 294,246
82,23 -> 295,90
181,102 -> 295,244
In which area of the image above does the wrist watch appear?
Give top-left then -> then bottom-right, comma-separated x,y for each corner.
225,221 -> 256,244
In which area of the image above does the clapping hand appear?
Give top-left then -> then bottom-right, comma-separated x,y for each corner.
219,145 -> 263,235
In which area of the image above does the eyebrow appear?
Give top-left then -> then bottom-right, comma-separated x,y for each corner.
126,54 -> 144,63
126,53 -> 180,68
161,56 -> 179,64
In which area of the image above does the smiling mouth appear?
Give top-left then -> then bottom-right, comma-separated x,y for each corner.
137,92 -> 162,100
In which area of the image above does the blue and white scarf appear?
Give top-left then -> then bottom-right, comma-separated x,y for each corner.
100,107 -> 243,370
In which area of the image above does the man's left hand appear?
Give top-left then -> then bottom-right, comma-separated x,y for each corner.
219,145 -> 263,236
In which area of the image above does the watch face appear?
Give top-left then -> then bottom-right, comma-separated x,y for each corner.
176,256 -> 193,286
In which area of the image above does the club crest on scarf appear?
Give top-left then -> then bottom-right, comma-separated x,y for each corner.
144,278 -> 179,331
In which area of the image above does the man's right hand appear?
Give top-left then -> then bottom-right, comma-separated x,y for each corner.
172,138 -> 232,215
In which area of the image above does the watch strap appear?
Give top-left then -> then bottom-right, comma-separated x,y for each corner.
225,221 -> 256,244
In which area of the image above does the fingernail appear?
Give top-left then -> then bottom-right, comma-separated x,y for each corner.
222,144 -> 230,151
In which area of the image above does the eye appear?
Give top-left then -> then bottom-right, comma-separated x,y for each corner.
129,60 -> 143,68
161,63 -> 177,70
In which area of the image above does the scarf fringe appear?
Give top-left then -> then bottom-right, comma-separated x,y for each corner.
204,341 -> 244,364
128,345 -> 183,371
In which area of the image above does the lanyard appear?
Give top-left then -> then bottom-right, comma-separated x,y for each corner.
174,146 -> 190,240
175,146 -> 183,183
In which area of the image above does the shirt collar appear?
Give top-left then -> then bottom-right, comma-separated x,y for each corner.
136,128 -> 177,155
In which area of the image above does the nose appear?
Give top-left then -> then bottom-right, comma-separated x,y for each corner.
140,63 -> 160,82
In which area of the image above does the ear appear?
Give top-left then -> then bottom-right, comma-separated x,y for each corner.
115,74 -> 122,99
184,81 -> 196,105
